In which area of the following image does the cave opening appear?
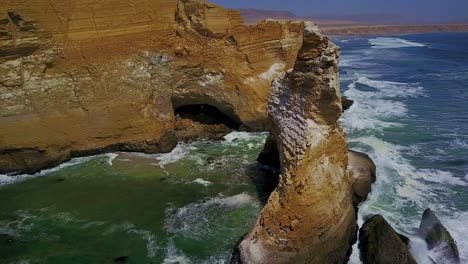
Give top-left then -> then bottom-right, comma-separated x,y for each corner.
174,104 -> 241,130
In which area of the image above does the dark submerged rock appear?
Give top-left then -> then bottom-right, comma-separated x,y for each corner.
342,96 -> 354,112
1,233 -> 14,244
359,215 -> 417,264
419,208 -> 461,264
113,256 -> 129,263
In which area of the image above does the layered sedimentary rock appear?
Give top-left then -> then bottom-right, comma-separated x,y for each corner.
237,23 -> 356,263
0,0 -> 306,173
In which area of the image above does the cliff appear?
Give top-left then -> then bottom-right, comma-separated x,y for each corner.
236,23 -> 356,263
0,0 -> 305,173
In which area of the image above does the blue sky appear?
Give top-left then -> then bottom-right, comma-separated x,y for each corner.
209,0 -> 468,23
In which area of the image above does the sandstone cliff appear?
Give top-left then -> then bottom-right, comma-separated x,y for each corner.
0,0 -> 306,173
236,23 -> 356,263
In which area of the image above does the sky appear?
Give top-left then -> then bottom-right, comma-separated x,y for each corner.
209,0 -> 468,24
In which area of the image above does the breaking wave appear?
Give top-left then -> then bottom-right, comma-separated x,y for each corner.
369,37 -> 427,49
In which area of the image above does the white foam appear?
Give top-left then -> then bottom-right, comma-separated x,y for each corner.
449,138 -> 468,149
369,37 -> 426,49
440,211 -> 468,263
340,76 -> 424,132
163,239 -> 192,264
0,156 -> 96,186
223,132 -> 267,143
156,143 -> 190,168
165,193 -> 258,239
409,237 -> 434,264
105,153 -> 119,166
191,178 -> 213,186
417,169 -> 467,186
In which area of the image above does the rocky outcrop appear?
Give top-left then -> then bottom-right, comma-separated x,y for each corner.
0,0 -> 307,174
359,215 -> 417,264
348,150 -> 376,205
419,208 -> 461,264
236,23 -> 356,263
342,96 -> 354,112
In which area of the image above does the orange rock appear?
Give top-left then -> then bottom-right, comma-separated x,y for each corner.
0,0 -> 305,173
236,22 -> 356,264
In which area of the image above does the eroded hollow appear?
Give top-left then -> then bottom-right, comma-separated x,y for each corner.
174,104 -> 241,129
173,104 -> 242,142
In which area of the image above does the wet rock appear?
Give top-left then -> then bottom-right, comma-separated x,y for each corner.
419,208 -> 461,264
348,150 -> 376,205
113,256 -> 128,263
206,156 -> 226,168
1,233 -> 14,244
174,117 -> 233,142
359,215 -> 417,264
342,96 -> 354,112
206,157 -> 216,164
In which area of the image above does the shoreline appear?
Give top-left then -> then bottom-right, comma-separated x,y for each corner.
321,24 -> 468,36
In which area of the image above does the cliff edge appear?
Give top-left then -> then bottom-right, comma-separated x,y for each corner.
0,0 -> 305,173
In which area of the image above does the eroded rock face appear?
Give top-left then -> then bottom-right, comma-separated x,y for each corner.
0,0 -> 306,174
419,208 -> 461,264
237,23 -> 356,264
359,215 -> 417,264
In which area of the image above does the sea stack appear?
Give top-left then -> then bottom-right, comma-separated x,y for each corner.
236,22 -> 356,263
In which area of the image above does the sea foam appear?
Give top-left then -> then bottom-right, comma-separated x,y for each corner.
369,37 -> 427,49
0,156 -> 96,186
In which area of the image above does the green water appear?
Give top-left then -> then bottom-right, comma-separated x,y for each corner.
0,132 -> 271,264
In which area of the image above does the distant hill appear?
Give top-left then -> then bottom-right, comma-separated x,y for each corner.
238,8 -> 468,36
238,8 -> 359,27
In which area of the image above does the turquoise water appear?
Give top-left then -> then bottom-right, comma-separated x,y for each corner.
0,132 -> 270,263
337,33 -> 468,263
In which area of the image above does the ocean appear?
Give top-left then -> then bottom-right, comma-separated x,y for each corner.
0,33 -> 467,263
337,33 -> 468,263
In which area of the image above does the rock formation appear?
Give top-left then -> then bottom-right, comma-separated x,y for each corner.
0,0 -> 307,174
359,215 -> 417,264
419,208 -> 461,264
348,150 -> 376,205
236,22 -> 356,263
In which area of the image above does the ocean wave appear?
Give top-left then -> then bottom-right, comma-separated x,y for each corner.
0,156 -> 96,187
440,211 -> 468,263
105,153 -> 119,166
449,138 -> 468,150
164,193 -> 258,239
354,77 -> 425,98
223,131 -> 268,143
156,143 -> 192,168
369,37 -> 427,49
340,76 -> 425,131
162,239 -> 192,264
190,178 -> 213,186
340,54 -> 377,68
